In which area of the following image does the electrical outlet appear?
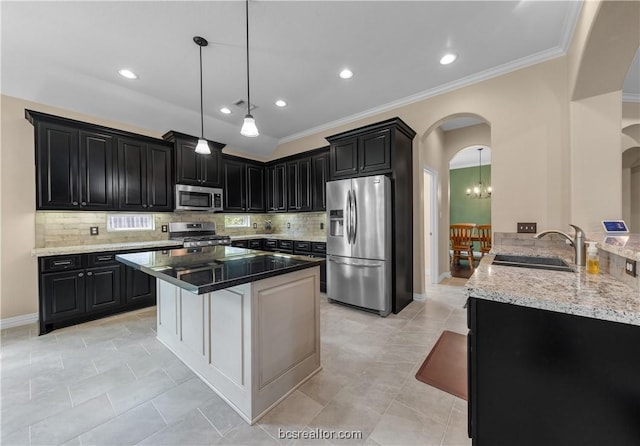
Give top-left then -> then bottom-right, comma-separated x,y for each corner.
625,259 -> 637,277
253,223 -> 257,229
320,222 -> 324,230
90,226 -> 99,236
287,222 -> 291,229
161,224 -> 168,233
517,222 -> 537,233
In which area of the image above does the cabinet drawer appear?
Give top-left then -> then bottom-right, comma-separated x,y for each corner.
248,239 -> 263,249
264,239 -> 278,250
278,240 -> 293,250
312,242 -> 326,253
294,241 -> 311,253
231,240 -> 249,248
87,252 -> 119,267
41,255 -> 83,273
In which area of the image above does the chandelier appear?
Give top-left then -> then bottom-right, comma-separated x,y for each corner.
466,148 -> 492,199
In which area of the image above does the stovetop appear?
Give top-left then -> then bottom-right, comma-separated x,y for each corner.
169,222 -> 231,248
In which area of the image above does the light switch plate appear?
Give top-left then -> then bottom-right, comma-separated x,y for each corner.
517,222 -> 537,233
161,224 -> 168,233
90,226 -> 99,236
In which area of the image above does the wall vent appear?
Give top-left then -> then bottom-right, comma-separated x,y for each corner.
232,99 -> 257,111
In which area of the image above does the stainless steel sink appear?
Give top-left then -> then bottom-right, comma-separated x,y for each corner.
491,254 -> 575,272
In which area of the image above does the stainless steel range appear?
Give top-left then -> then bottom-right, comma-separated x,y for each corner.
169,222 -> 231,248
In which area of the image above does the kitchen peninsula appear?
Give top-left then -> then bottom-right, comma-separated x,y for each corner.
116,246 -> 323,424
465,239 -> 640,446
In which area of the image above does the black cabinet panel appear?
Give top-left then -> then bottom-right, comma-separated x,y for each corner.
359,128 -> 391,173
42,270 -> 85,322
125,266 -> 156,304
231,240 -> 248,248
146,144 -> 173,211
166,132 -> 224,188
79,130 -> 115,209
117,137 -> 146,209
287,158 -> 312,212
330,138 -> 358,178
246,164 -> 265,212
223,159 -> 246,211
266,163 -> 287,212
86,266 -> 121,312
312,152 -> 329,211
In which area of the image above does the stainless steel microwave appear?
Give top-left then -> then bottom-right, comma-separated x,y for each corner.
174,184 -> 223,212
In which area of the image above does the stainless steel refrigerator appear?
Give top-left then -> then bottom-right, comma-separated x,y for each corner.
326,175 -> 392,316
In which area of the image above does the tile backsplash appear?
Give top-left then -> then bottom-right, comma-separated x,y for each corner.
35,211 -> 327,247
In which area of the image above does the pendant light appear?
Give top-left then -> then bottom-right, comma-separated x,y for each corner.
240,0 -> 259,137
194,36 -> 211,155
466,148 -> 492,199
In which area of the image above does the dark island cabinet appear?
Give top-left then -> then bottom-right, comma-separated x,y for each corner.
265,163 -> 287,212
163,131 -> 225,188
222,156 -> 264,213
38,247 -> 171,334
32,119 -> 116,210
117,138 -> 173,211
27,110 -> 173,212
287,157 -> 312,211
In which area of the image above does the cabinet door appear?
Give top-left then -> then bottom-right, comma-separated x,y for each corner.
41,270 -> 86,322
117,137 -> 147,210
246,164 -> 265,212
35,122 -> 80,209
125,265 -> 156,304
359,128 -> 392,174
312,152 -> 329,211
265,165 -> 276,211
330,137 -> 358,178
286,161 -> 299,211
201,149 -> 222,188
85,265 -> 121,312
274,163 -> 287,211
297,157 -> 312,211
223,159 -> 246,211
174,139 -> 201,186
146,143 -> 173,211
78,130 -> 115,209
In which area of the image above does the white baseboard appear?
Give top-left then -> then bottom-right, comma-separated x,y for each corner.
438,272 -> 452,283
413,293 -> 426,301
0,313 -> 39,330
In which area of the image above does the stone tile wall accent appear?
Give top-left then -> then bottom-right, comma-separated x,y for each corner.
35,211 -> 327,247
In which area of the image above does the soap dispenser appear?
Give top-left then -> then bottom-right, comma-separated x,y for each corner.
586,241 -> 599,274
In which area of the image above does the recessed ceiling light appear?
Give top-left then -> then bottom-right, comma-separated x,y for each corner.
439,54 -> 457,65
275,99 -> 287,107
118,68 -> 138,79
339,69 -> 353,79
220,107 -> 231,114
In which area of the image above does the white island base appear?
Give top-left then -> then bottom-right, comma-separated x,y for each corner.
155,267 -> 321,424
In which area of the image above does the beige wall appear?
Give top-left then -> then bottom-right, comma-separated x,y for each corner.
632,167 -> 640,233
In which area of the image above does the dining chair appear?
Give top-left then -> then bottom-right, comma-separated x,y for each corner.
450,223 -> 476,271
477,224 -> 492,257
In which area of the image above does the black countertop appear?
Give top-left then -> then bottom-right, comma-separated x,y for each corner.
116,246 -> 324,294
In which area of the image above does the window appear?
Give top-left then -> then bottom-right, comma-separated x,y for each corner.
107,214 -> 155,231
224,215 -> 250,228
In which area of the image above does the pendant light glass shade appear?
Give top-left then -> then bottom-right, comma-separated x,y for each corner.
241,114 -> 259,137
241,0 -> 259,137
195,138 -> 210,154
466,148 -> 491,199
194,36 -> 211,155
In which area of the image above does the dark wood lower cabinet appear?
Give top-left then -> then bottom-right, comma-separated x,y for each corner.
38,247 -> 170,334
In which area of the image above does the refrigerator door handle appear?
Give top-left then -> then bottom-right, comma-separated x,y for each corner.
351,190 -> 357,243
328,257 -> 382,268
346,190 -> 352,244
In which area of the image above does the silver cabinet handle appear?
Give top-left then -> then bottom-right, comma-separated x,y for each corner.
53,260 -> 72,266
149,204 -> 153,208
97,256 -> 112,261
78,272 -> 84,277
81,201 -> 87,206
72,201 -> 79,206
142,204 -> 148,208
87,272 -> 93,276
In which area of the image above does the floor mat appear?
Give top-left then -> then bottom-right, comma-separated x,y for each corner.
415,330 -> 467,400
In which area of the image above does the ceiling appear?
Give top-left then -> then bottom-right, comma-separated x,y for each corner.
3,1 -> 634,159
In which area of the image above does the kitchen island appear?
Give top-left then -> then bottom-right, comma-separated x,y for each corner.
116,246 -> 323,424
465,245 -> 640,446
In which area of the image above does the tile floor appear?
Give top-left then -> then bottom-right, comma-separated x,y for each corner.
1,282 -> 471,446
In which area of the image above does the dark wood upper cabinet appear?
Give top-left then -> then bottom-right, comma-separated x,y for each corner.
329,137 -> 358,178
359,128 -> 392,174
117,137 -> 173,212
27,110 -> 173,212
311,150 -> 329,211
163,131 -> 225,188
223,156 -> 264,213
246,163 -> 265,212
265,163 -> 287,212
287,157 -> 312,211
32,118 -> 116,210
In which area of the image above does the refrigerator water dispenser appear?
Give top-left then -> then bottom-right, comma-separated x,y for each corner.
329,210 -> 344,237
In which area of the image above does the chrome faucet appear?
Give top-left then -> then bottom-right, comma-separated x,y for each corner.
534,224 -> 586,266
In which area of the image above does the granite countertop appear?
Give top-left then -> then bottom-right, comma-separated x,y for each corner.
587,232 -> 640,261
116,246 -> 324,294
465,244 -> 640,326
31,240 -> 184,257
230,234 -> 327,243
